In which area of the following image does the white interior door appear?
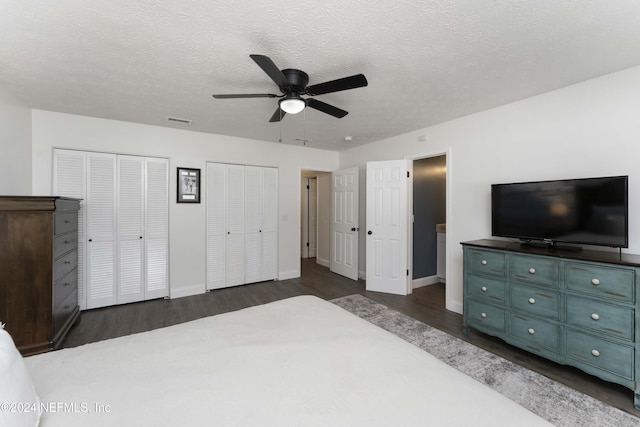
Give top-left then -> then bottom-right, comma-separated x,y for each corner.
261,167 -> 278,281
244,166 -> 263,284
144,157 -> 169,299
366,160 -> 411,295
86,152 -> 117,309
116,155 -> 144,304
206,162 -> 226,290
225,164 -> 245,287
53,149 -> 87,310
330,167 -> 359,280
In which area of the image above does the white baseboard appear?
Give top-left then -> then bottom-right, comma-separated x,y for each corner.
412,275 -> 443,289
316,257 -> 330,268
447,299 -> 463,315
279,270 -> 300,281
170,283 -> 205,299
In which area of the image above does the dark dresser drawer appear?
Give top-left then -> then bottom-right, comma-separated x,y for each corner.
467,249 -> 506,278
510,283 -> 561,320
566,330 -> 634,380
54,249 -> 78,282
566,263 -> 634,303
54,212 -> 78,235
566,295 -> 634,340
467,275 -> 506,304
54,231 -> 78,258
54,269 -> 77,309
54,288 -> 78,334
510,255 -> 559,288
466,300 -> 505,332
509,313 -> 560,353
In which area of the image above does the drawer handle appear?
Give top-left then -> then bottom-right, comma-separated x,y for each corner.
64,220 -> 70,224
481,312 -> 487,318
528,268 -> 536,274
64,240 -> 70,244
64,260 -> 71,264
591,313 -> 600,321
481,286 -> 487,292
528,328 -> 535,335
591,349 -> 600,357
591,278 -> 600,286
481,260 -> 487,265
528,297 -> 536,304
64,282 -> 70,287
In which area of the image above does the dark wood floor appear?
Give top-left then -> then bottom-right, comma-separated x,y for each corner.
63,258 -> 639,416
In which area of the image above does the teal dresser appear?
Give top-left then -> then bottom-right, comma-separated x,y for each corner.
462,239 -> 640,409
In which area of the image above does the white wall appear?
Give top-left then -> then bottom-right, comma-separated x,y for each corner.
0,85 -> 32,195
340,65 -> 640,313
31,110 -> 339,298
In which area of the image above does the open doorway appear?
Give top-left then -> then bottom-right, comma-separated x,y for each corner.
301,170 -> 331,268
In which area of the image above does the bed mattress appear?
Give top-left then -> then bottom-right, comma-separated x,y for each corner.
26,295 -> 550,426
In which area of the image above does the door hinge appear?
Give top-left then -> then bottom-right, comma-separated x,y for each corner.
307,185 -> 310,189
407,171 -> 410,178
306,242 -> 309,247
406,269 -> 409,276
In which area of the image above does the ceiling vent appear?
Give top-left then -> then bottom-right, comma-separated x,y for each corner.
167,116 -> 192,125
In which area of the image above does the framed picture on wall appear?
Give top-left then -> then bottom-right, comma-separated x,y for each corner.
177,167 -> 201,203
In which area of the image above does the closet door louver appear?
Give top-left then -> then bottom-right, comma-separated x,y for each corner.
53,150 -> 88,309
117,156 -> 145,304
225,164 -> 245,287
206,163 -> 226,290
261,167 -> 278,281
86,152 -> 117,309
144,157 -> 169,299
244,166 -> 263,284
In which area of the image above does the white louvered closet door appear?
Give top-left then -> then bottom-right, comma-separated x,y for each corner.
116,156 -> 145,304
261,167 -> 278,281
206,162 -> 226,290
53,149 -> 87,309
144,157 -> 169,299
86,152 -> 117,309
226,164 -> 245,287
244,166 -> 263,284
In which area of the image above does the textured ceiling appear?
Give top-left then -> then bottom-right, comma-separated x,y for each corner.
2,1 -> 640,151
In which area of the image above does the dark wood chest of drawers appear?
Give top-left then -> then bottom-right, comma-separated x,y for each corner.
0,196 -> 81,355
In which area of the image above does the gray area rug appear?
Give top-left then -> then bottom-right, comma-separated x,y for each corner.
331,294 -> 640,427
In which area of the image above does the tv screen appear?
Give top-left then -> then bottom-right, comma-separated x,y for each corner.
491,176 -> 628,248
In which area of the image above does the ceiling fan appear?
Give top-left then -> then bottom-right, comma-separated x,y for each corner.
212,54 -> 368,122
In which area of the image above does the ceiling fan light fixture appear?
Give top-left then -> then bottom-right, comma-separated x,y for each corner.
279,96 -> 306,114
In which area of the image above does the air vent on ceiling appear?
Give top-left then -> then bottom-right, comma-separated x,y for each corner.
167,116 -> 192,125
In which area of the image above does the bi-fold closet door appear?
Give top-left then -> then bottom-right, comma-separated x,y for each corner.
53,149 -> 169,310
206,162 -> 278,290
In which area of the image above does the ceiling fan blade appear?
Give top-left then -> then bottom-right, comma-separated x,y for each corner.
306,74 -> 368,96
212,93 -> 280,99
269,107 -> 286,122
250,54 -> 291,89
306,98 -> 348,118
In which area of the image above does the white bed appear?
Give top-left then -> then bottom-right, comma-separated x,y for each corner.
5,296 -> 550,426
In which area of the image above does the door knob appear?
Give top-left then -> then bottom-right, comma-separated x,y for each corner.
351,227 -> 356,231
367,230 -> 372,235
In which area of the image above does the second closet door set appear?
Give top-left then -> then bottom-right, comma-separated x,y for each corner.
206,163 -> 278,290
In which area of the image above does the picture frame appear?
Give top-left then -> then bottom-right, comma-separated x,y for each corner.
177,167 -> 201,203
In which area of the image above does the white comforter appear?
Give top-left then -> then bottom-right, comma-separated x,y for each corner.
26,296 -> 550,426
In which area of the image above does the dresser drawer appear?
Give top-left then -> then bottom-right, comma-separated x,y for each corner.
566,295 -> 634,340
466,300 -> 505,332
53,249 -> 78,282
509,313 -> 560,353
467,249 -> 505,278
54,269 -> 77,309
566,330 -> 634,380
510,284 -> 561,320
54,212 -> 77,235
53,287 -> 78,334
53,231 -> 78,258
565,263 -> 634,303
510,255 -> 559,288
467,275 -> 506,304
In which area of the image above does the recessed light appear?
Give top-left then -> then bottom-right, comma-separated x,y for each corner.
344,136 -> 353,141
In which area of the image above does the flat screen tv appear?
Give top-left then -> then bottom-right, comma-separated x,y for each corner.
491,176 -> 628,249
